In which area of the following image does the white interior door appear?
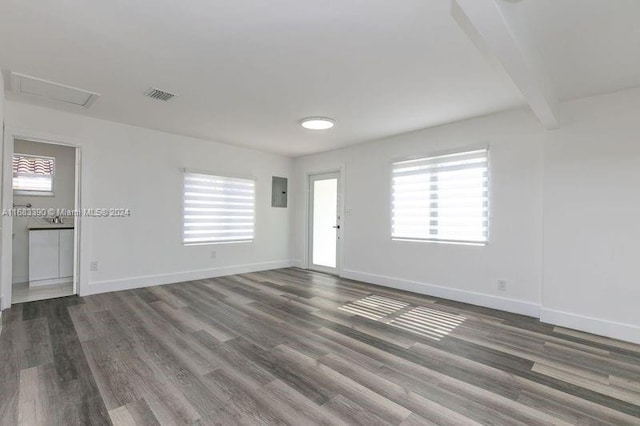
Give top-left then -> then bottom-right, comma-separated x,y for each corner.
309,172 -> 340,274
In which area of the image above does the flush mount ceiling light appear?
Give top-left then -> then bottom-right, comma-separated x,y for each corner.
300,117 -> 335,130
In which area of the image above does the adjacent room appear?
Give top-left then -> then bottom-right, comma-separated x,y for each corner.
0,0 -> 639,424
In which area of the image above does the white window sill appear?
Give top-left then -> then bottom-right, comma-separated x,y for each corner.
183,240 -> 254,246
13,190 -> 55,197
392,237 -> 487,246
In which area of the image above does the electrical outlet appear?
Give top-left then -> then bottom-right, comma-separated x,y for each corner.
90,261 -> 99,272
497,280 -> 507,292
211,250 -> 216,259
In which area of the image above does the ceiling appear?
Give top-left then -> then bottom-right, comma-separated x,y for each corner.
0,1 -> 638,156
513,0 -> 640,101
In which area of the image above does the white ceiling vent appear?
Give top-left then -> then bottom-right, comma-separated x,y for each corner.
10,72 -> 100,108
144,87 -> 177,101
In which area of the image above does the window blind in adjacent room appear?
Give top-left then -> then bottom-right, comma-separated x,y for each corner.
13,153 -> 55,193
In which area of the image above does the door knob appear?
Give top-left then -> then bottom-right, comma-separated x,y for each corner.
333,225 -> 340,229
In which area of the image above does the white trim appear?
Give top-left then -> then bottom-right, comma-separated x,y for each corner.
1,130 -> 14,309
391,237 -> 487,246
340,269 -> 640,345
341,269 -> 540,317
82,260 -> 295,296
307,170 -> 343,275
1,127 -> 84,309
540,308 -> 640,345
291,260 -> 306,269
13,190 -> 55,197
302,166 -> 347,271
29,277 -> 72,287
183,240 -> 253,247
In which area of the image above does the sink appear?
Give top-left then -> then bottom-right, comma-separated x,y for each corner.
27,218 -> 74,230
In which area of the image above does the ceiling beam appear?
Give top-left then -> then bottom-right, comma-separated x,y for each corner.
452,0 -> 560,129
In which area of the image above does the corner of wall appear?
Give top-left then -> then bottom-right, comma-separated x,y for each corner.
540,308 -> 640,345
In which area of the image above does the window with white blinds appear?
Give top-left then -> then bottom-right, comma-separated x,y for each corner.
392,148 -> 489,244
13,153 -> 55,194
183,172 -> 256,244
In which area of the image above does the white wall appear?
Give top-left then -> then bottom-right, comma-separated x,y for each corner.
541,88 -> 640,342
0,69 -> 4,316
292,89 -> 640,343
12,140 -> 76,284
3,100 -> 293,298
292,108 -> 545,317
4,87 -> 639,344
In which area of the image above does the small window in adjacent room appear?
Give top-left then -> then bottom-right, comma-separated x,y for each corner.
183,171 -> 256,245
13,153 -> 55,196
392,148 -> 489,244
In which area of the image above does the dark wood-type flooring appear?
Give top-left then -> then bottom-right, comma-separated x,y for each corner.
1,268 -> 639,425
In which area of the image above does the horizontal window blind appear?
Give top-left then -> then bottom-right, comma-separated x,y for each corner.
392,149 -> 488,244
183,172 -> 255,244
13,154 -> 55,192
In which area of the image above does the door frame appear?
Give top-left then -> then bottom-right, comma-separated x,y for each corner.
1,128 -> 84,309
306,167 -> 345,275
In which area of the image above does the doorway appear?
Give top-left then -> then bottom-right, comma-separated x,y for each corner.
1,135 -> 81,306
308,171 -> 341,274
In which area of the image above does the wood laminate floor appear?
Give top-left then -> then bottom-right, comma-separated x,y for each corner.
1,268 -> 639,425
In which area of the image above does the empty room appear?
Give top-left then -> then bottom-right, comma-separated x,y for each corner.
1,0 -> 639,424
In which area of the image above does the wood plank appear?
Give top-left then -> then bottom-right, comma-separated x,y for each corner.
0,268 -> 639,424
108,405 -> 137,426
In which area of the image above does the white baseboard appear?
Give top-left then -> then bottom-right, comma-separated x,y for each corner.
29,277 -> 72,287
82,260 -> 295,296
540,308 -> 640,345
80,262 -> 640,345
12,275 -> 28,285
341,269 -> 540,317
291,260 -> 306,269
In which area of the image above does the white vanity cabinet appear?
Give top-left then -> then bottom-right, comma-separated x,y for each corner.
29,228 -> 74,286
58,229 -> 74,278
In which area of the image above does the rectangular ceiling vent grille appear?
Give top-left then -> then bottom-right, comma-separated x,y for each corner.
9,72 -> 100,108
145,87 -> 176,101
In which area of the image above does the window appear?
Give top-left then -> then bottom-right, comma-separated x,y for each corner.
13,153 -> 55,195
183,171 -> 255,244
392,148 -> 489,244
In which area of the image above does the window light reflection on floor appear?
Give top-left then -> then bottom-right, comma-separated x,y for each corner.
339,295 -> 409,320
339,295 -> 465,341
389,306 -> 465,340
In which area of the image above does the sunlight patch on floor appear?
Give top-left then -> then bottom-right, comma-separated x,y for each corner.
340,295 -> 465,340
389,306 -> 465,340
339,295 -> 409,320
